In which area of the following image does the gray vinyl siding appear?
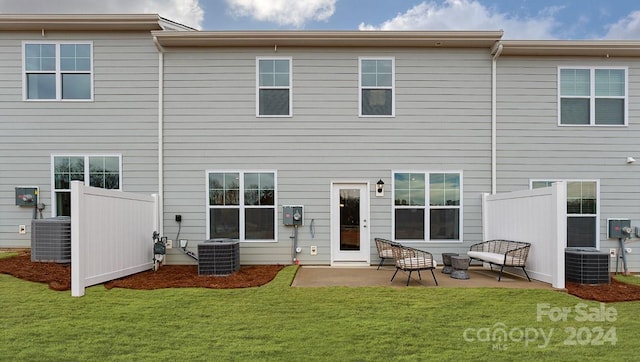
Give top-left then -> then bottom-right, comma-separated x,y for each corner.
496,56 -> 640,270
0,31 -> 159,248
162,47 -> 493,265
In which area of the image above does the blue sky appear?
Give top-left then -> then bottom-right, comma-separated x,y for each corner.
2,0 -> 640,39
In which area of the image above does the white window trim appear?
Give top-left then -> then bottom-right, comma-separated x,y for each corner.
530,179 -> 600,249
557,66 -> 628,127
359,56 -> 396,118
23,41 -> 94,102
256,57 -> 292,118
50,154 -> 122,217
205,170 -> 278,242
392,170 -> 463,243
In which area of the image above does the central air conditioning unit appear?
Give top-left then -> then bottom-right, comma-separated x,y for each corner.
31,217 -> 72,263
565,247 -> 610,285
198,239 -> 240,276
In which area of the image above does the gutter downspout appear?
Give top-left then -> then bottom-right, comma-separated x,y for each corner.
491,42 -> 503,195
153,36 -> 165,235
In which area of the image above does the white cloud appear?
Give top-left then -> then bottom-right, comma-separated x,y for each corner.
0,0 -> 204,29
358,0 -> 559,40
226,0 -> 336,28
604,11 -> 640,39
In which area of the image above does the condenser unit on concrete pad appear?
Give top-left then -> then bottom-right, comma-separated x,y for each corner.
198,239 -> 240,276
31,217 -> 71,263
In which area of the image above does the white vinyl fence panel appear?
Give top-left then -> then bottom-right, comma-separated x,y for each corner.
482,182 -> 567,288
71,181 -> 158,297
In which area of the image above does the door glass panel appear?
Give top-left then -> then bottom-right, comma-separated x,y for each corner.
339,189 -> 360,251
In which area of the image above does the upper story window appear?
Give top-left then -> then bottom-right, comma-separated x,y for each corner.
24,42 -> 93,101
257,57 -> 291,117
52,155 -> 121,216
360,57 -> 395,117
393,171 -> 462,241
559,67 -> 627,126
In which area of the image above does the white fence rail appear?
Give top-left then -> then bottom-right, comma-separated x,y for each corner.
482,182 -> 567,288
71,181 -> 158,297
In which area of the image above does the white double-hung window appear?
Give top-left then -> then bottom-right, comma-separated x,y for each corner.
207,171 -> 277,241
393,171 -> 462,241
360,57 -> 395,116
52,155 -> 121,216
559,67 -> 627,125
257,57 -> 291,117
23,42 -> 93,101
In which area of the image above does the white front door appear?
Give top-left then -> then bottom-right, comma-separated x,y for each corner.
331,182 -> 370,264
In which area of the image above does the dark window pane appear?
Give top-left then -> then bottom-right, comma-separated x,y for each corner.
209,190 -> 224,206
595,98 -> 624,125
567,198 -> 581,214
395,209 -> 424,240
104,174 -> 119,189
55,174 -> 70,190
245,208 -> 275,240
210,208 -> 239,239
430,209 -> 460,240
567,217 -> 596,247
90,174 -> 104,188
244,189 -> 259,206
362,89 -> 392,115
260,189 -> 274,205
56,192 -> 71,217
561,98 -> 589,124
259,89 -> 289,115
582,198 -> 596,214
225,189 -> 239,205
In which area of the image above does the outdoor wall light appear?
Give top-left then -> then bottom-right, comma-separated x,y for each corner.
376,179 -> 385,197
627,157 -> 636,164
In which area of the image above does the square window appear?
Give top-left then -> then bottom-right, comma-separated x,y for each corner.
210,208 -> 240,239
27,74 -> 56,100
24,42 -> 92,101
208,171 -> 277,241
395,209 -> 424,240
559,67 -> 626,126
394,171 -> 462,241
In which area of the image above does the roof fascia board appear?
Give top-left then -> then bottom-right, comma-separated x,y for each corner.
500,40 -> 640,57
152,30 -> 504,48
0,14 -> 170,31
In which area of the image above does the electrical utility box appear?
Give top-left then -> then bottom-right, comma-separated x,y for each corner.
283,205 -> 304,226
608,218 -> 631,238
15,187 -> 38,207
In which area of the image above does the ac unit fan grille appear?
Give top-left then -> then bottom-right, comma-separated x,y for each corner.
31,217 -> 71,263
565,248 -> 610,285
198,240 -> 240,276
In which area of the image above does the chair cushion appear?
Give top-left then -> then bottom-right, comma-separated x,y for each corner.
396,257 -> 436,269
467,251 -> 525,266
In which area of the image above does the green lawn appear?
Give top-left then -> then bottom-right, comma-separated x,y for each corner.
1,263 -> 639,361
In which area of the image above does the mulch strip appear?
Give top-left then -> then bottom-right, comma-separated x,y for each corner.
0,252 -> 282,291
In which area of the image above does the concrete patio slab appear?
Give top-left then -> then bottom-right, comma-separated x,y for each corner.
292,265 -> 557,289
